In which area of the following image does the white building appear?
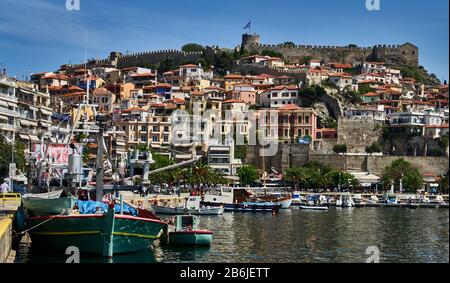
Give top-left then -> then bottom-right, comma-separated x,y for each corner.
207,140 -> 242,176
328,73 -> 358,91
362,61 -> 386,74
345,105 -> 386,121
258,86 -> 299,108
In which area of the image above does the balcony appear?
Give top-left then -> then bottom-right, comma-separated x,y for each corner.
0,92 -> 18,102
0,107 -> 19,117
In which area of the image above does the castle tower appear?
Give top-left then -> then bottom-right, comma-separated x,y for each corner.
241,33 -> 260,50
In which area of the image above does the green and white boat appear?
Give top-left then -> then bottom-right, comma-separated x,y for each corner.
162,215 -> 213,246
27,205 -> 167,256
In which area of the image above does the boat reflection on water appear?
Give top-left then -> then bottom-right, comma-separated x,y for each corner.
17,239 -> 212,263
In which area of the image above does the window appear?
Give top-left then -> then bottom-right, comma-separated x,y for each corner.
152,136 -> 159,142
298,116 -> 302,124
284,129 -> 289,137
305,116 -> 310,124
305,129 -> 310,136
141,135 -> 147,142
298,129 -> 302,137
153,126 -> 159,132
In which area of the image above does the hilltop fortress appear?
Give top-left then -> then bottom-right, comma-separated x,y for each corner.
62,33 -> 419,71
240,33 -> 419,66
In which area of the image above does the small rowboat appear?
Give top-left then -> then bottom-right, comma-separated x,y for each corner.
299,205 -> 329,211
162,215 -> 213,246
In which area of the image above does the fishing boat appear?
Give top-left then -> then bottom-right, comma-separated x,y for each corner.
27,201 -> 167,256
22,190 -> 77,216
22,112 -> 202,257
161,215 -> 213,246
201,187 -> 281,212
151,196 -> 224,215
259,192 -> 292,209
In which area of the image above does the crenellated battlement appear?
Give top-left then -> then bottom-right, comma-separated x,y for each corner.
63,49 -> 204,71
242,33 -> 419,66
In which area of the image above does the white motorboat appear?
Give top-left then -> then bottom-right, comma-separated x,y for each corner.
336,192 -> 355,208
299,205 -> 329,211
151,196 -> 224,215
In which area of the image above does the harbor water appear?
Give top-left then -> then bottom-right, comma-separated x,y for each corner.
14,207 -> 449,263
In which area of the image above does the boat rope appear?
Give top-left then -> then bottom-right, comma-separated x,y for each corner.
12,210 -> 68,236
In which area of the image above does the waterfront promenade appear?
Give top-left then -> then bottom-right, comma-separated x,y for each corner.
0,193 -> 21,263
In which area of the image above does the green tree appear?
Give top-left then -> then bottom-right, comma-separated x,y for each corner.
149,153 -> 174,188
365,142 -> 382,154
382,158 -> 423,193
333,144 -> 347,154
261,50 -> 283,58
158,56 -> 176,74
283,42 -> 296,47
438,172 -> 449,194
325,171 -> 360,190
285,167 -> 309,190
184,162 -> 219,189
427,146 -> 443,157
343,90 -> 363,104
237,165 -> 259,187
358,84 -> 373,95
181,43 -> 205,53
0,138 -> 27,179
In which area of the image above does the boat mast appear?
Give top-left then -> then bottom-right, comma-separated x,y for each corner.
95,115 -> 106,202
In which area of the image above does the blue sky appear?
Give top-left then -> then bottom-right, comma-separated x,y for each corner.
0,0 -> 448,81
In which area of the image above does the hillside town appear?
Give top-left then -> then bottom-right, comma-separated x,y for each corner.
0,33 -> 449,194
0,0 -> 449,265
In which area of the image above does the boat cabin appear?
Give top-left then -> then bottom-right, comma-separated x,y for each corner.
185,196 -> 201,210
203,188 -> 252,204
174,215 -> 199,231
384,193 -> 398,204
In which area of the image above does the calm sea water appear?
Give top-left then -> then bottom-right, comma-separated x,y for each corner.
15,207 -> 449,263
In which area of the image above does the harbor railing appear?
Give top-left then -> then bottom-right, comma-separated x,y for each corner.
0,193 -> 21,208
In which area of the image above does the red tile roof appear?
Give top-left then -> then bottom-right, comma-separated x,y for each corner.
223,99 -> 244,104
278,104 -> 301,111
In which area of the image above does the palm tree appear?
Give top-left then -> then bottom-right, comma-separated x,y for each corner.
285,167 -> 309,191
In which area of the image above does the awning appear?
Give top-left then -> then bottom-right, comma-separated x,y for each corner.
40,109 -> 53,116
29,135 -> 40,142
19,134 -> 30,140
20,120 -> 38,127
39,120 -> 52,127
20,120 -> 32,126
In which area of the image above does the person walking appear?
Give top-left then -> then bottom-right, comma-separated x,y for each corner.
1,180 -> 9,195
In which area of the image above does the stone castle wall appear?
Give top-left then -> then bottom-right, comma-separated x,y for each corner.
67,50 -> 203,70
242,34 -> 419,66
337,118 -> 383,153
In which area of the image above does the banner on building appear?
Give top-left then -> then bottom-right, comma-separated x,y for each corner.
32,144 -> 83,165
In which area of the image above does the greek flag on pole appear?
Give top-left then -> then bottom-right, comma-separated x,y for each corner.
243,21 -> 251,29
